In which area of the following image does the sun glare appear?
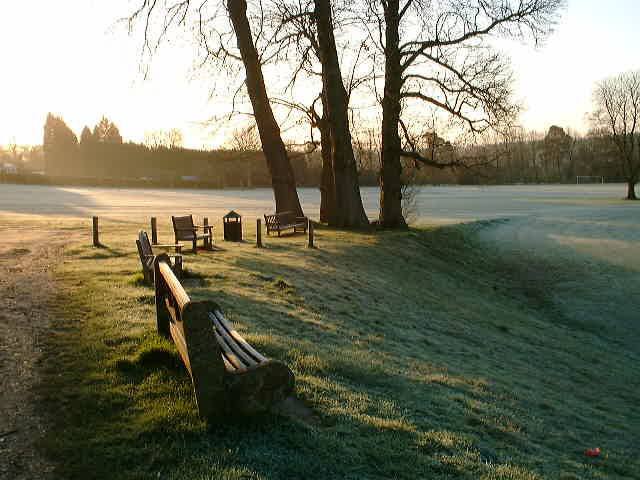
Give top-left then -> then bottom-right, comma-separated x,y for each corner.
1,0 -> 639,149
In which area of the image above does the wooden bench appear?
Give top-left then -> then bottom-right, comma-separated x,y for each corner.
153,253 -> 295,422
171,215 -> 213,253
135,231 -> 182,283
264,211 -> 308,236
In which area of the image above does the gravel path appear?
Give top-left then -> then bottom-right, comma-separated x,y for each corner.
0,230 -> 76,480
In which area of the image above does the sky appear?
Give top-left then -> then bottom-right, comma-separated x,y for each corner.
0,0 -> 638,149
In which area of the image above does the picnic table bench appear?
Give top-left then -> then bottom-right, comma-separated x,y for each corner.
171,215 -> 213,253
153,253 -> 295,422
136,231 -> 182,283
264,211 -> 308,236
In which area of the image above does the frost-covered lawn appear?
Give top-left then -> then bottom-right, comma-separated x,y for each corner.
25,214 -> 639,480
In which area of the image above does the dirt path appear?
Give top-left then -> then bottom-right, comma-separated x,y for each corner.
0,229 -> 77,480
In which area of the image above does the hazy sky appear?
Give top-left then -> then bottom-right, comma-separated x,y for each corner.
1,0 -> 638,149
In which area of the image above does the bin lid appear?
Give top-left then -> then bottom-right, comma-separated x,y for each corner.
223,210 -> 241,219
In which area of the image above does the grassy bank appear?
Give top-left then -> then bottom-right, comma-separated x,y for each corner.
39,218 -> 639,479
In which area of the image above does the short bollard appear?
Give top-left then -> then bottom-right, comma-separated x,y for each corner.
307,219 -> 314,248
203,217 -> 211,249
92,216 -> 100,247
256,218 -> 263,248
151,217 -> 158,244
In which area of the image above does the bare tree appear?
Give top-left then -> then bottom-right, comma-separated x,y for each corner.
592,70 -> 640,200
145,128 -> 185,149
226,122 -> 261,152
225,121 -> 261,187
362,0 -> 565,227
314,0 -> 368,227
129,0 -> 303,215
266,0 -> 337,223
542,125 -> 573,182
273,0 -> 369,226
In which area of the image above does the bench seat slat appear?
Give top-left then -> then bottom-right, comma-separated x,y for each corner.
220,352 -> 234,371
213,329 -> 249,370
209,312 -> 259,368
211,310 -> 267,363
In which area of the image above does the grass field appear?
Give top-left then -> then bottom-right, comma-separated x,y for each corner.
35,217 -> 639,479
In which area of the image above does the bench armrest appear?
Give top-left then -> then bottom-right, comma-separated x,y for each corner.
194,224 -> 213,234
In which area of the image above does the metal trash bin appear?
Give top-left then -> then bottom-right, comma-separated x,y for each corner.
223,210 -> 242,241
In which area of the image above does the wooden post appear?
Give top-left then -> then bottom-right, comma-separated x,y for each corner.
307,218 -> 314,248
203,217 -> 211,249
92,216 -> 99,247
256,218 -> 263,248
173,256 -> 183,279
153,256 -> 171,338
150,217 -> 158,244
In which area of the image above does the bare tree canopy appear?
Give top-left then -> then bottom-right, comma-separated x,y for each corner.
314,0 -> 369,227
145,128 -> 185,149
365,0 -> 566,227
128,0 -> 304,215
592,70 -> 640,200
126,0 -> 567,226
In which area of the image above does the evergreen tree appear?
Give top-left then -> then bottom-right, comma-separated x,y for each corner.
79,125 -> 97,177
93,116 -> 123,143
80,125 -> 94,144
90,116 -> 124,177
43,113 -> 79,176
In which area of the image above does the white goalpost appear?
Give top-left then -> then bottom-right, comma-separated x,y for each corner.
576,176 -> 605,184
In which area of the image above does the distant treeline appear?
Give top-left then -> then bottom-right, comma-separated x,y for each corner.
355,125 -> 624,185
40,113 -> 321,188
1,114 -> 629,190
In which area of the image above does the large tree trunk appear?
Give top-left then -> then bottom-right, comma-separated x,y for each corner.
319,88 -> 336,223
379,0 -> 406,229
626,180 -> 638,200
227,0 -> 303,215
314,0 -> 368,228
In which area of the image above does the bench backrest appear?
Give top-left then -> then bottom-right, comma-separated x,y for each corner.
265,211 -> 300,226
172,215 -> 196,241
138,231 -> 153,258
263,213 -> 277,226
153,254 -> 225,420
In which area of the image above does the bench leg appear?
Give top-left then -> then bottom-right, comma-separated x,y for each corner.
173,257 -> 182,279
181,302 -> 228,422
